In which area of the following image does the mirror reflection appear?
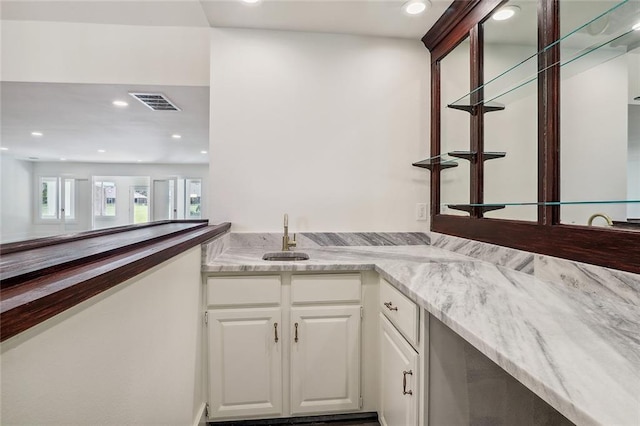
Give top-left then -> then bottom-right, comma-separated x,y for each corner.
560,0 -> 640,229
483,0 -> 538,221
0,81 -> 209,243
440,39 -> 471,215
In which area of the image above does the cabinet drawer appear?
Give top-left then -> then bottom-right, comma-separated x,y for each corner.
291,274 -> 361,304
207,276 -> 281,306
380,278 -> 419,347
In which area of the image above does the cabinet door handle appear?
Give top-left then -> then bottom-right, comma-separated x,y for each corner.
402,370 -> 413,395
274,323 -> 279,343
384,302 -> 398,311
294,322 -> 299,343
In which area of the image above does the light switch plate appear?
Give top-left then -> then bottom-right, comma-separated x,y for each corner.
415,203 -> 427,221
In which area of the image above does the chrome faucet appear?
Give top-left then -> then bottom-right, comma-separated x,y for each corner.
587,213 -> 613,226
282,213 -> 297,251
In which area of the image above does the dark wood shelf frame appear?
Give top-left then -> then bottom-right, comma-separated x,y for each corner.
423,0 -> 640,274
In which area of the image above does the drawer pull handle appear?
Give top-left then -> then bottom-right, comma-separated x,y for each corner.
294,322 -> 299,343
274,323 -> 279,343
384,302 -> 398,311
403,370 -> 413,395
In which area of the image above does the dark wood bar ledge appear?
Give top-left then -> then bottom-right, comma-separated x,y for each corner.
0,221 -> 231,342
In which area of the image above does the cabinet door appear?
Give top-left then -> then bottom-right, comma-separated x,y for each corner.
290,306 -> 361,415
380,314 -> 419,426
207,308 -> 282,419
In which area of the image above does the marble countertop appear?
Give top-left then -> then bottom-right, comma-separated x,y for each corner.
203,245 -> 640,426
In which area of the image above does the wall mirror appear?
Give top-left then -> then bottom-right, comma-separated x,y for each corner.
440,38 -> 471,215
482,0 -> 538,221
0,80 -> 210,244
423,0 -> 640,273
559,0 -> 640,228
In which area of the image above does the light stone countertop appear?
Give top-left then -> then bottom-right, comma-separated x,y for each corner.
203,245 -> 640,426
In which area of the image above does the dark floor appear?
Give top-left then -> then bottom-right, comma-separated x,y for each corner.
208,413 -> 380,426
306,421 -> 379,426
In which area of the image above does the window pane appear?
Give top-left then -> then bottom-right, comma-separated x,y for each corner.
40,177 -> 58,219
103,182 -> 116,216
133,186 -> 149,224
94,181 -> 117,217
64,179 -> 75,220
186,179 -> 202,219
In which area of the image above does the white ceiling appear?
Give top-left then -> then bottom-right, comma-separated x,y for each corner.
1,0 -> 454,39
0,0 -> 452,164
0,82 -> 210,163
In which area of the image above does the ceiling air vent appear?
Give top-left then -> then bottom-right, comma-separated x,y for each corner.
129,92 -> 181,111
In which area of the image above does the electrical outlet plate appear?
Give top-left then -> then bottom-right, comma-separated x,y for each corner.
416,203 -> 427,221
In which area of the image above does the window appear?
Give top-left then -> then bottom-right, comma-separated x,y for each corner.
186,179 -> 202,219
132,186 -> 149,224
94,181 -> 117,217
64,179 -> 75,220
40,177 -> 58,219
39,177 -> 75,220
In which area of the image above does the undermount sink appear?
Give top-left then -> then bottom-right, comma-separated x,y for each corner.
262,251 -> 310,261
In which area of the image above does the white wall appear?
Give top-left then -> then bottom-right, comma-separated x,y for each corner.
0,155 -> 33,242
209,29 -> 430,232
1,246 -> 206,425
1,20 -> 210,86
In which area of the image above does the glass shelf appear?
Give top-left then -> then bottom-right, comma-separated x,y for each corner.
412,154 -> 459,171
443,199 -> 640,208
414,151 -> 507,170
448,151 -> 506,161
447,0 -> 638,109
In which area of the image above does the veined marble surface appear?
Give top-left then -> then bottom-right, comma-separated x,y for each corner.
227,232 -> 430,249
431,232 -> 535,273
431,232 -> 640,306
203,245 -> 640,426
535,255 -> 640,306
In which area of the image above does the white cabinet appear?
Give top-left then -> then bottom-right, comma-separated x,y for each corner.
290,306 -> 361,415
206,273 -> 362,422
379,278 -> 421,426
207,308 -> 282,419
379,314 -> 419,426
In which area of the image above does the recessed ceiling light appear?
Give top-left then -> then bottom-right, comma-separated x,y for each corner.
60,158 -> 66,161
241,0 -> 261,4
31,131 -> 43,137
137,159 -> 143,162
1,147 -> 8,151
492,5 -> 520,21
201,150 -> 208,154
98,149 -> 106,153
633,21 -> 640,31
112,100 -> 128,107
403,0 -> 430,15
172,134 -> 182,139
